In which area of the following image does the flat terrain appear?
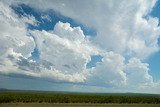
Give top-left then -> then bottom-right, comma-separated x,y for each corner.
0,90 -> 160,106
0,103 -> 160,107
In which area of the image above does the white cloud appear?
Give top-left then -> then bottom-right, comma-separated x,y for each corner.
54,21 -> 85,42
0,0 -> 160,93
87,53 -> 156,89
125,58 -> 154,87
87,52 -> 127,87
0,48 -> 21,74
0,1 -> 35,58
17,0 -> 160,59
29,21 -> 98,74
0,1 -> 36,76
0,2 -> 98,83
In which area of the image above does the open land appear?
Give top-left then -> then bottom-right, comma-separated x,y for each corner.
0,90 -> 160,107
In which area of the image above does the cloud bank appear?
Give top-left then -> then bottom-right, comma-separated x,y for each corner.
0,0 -> 160,93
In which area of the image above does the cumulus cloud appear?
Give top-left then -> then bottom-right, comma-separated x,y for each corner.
87,54 -> 155,88
12,0 -> 160,59
0,1 -> 35,58
0,1 -> 98,83
87,52 -> 126,87
27,22 -> 99,82
54,21 -> 85,42
0,0 -> 160,93
125,58 -> 153,86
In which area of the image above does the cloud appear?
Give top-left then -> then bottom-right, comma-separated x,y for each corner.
0,1 -> 36,75
54,21 -> 85,42
17,0 -> 160,59
125,58 -> 153,86
0,1 -> 35,58
0,0 -> 160,93
87,53 -> 155,89
27,22 -> 99,82
0,2 -> 98,83
87,52 -> 127,87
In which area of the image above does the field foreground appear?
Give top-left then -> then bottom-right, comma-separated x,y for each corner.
0,90 -> 160,104
0,103 -> 160,107
0,90 -> 160,107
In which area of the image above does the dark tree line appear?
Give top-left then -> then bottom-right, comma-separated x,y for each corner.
0,91 -> 160,104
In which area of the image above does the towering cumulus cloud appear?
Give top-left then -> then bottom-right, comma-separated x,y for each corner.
0,0 -> 160,93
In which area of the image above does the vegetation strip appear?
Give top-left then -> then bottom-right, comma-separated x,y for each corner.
0,90 -> 160,104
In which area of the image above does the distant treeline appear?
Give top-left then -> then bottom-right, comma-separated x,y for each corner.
0,91 -> 160,104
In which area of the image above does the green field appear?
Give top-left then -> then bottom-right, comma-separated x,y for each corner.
0,90 -> 160,104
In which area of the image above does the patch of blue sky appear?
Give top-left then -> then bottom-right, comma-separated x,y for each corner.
11,4 -> 97,36
146,52 -> 160,81
150,0 -> 160,22
30,48 -> 40,60
86,55 -> 103,68
143,0 -> 160,26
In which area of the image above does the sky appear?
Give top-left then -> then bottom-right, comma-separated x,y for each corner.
0,0 -> 160,94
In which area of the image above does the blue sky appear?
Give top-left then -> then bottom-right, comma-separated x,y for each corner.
0,0 -> 160,94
